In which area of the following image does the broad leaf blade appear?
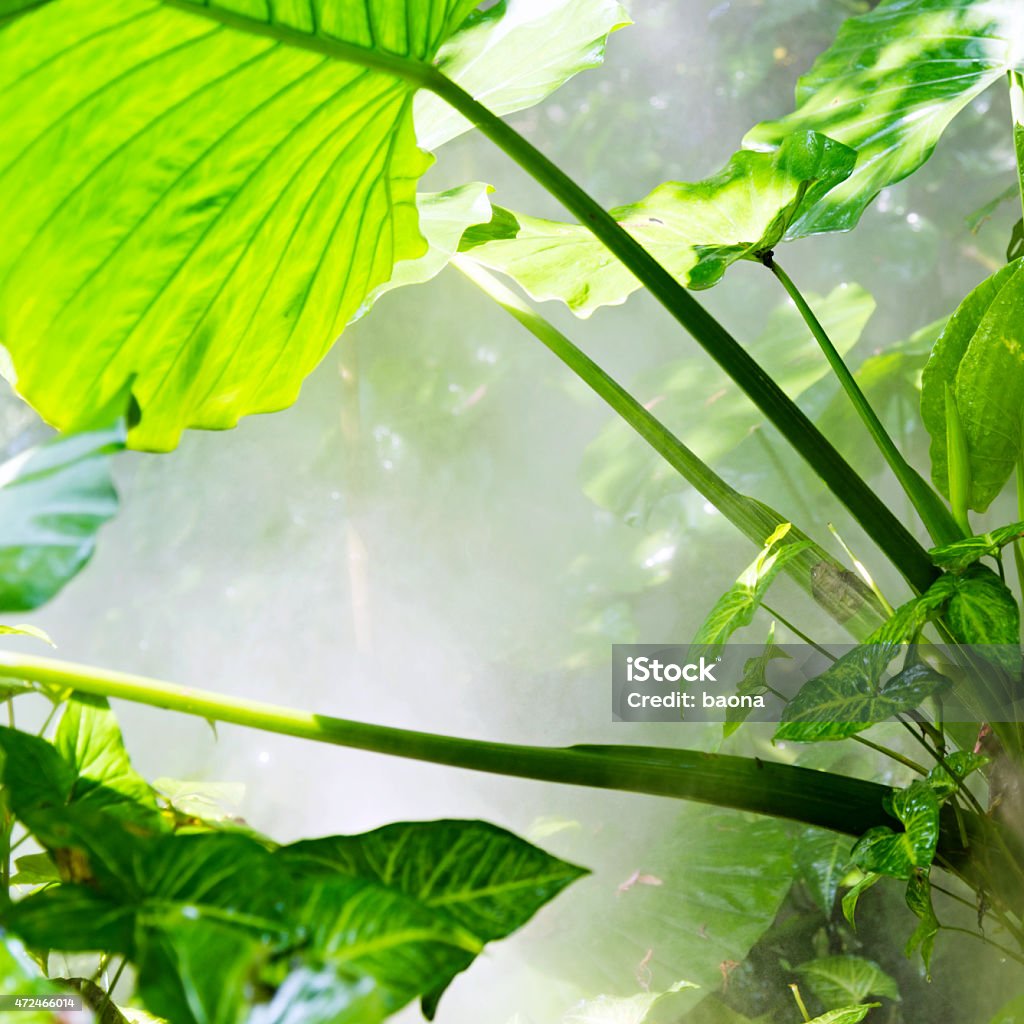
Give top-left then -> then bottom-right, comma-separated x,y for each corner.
0,0 -> 477,451
746,0 -> 1024,236
794,955 -> 899,1010
459,131 -> 855,316
279,819 -> 587,943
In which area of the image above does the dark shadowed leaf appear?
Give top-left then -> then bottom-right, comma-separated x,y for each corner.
904,868 -> 940,974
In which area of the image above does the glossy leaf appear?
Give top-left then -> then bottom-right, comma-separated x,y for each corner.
746,0 -> 1024,236
279,818 -> 587,943
929,520 -> 1024,571
775,653 -> 949,743
459,131 -> 856,315
794,955 -> 899,1010
0,417 -> 123,612
414,0 -> 631,150
937,564 -> 1021,675
926,750 -> 990,801
0,0 -> 478,451
921,259 -> 1024,511
850,781 -> 940,881
694,525 -> 811,648
794,827 -> 853,917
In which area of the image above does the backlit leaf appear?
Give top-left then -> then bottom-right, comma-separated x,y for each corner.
746,0 -> 1024,236
459,131 -> 855,316
794,955 -> 899,1010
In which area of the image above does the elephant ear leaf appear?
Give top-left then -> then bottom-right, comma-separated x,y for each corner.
745,0 -> 1024,236
0,0 -> 480,452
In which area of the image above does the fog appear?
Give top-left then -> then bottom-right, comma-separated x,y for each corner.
4,1 -> 1021,1020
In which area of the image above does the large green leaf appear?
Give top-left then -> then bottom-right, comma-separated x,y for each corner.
0,416 -> 123,611
794,955 -> 899,1010
414,0 -> 631,150
921,258 -> 1024,512
581,282 -> 875,523
745,0 -> 1024,236
935,564 -> 1021,676
279,818 -> 587,943
458,131 -> 856,316
0,0 -> 478,451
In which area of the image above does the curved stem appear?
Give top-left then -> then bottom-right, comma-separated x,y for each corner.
767,259 -> 960,546
0,651 -> 929,841
454,256 -> 884,638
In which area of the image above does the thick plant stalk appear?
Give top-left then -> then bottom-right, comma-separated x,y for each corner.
156,0 -> 939,593
0,650 -> 978,861
767,259 -> 961,546
454,257 -> 884,639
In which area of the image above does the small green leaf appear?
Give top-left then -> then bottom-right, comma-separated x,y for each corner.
841,873 -> 881,930
459,131 -> 856,315
10,851 -> 60,887
695,525 -> 811,648
0,624 -> 55,646
851,782 -> 940,881
926,750 -> 990,801
805,1008 -> 879,1024
794,827 -> 853,917
930,520 -> 1024,571
0,417 -> 123,612
922,259 -> 1024,512
904,868 -> 940,975
794,955 -> 899,1010
745,1 -> 1024,236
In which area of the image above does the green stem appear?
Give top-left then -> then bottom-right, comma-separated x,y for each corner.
159,0 -> 938,593
1009,71 -> 1024,219
0,651 -> 935,842
768,259 -> 960,546
1014,455 -> 1024,635
454,257 -> 883,639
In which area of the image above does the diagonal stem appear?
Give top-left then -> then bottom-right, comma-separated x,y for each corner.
766,258 -> 960,546
454,256 -> 885,639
